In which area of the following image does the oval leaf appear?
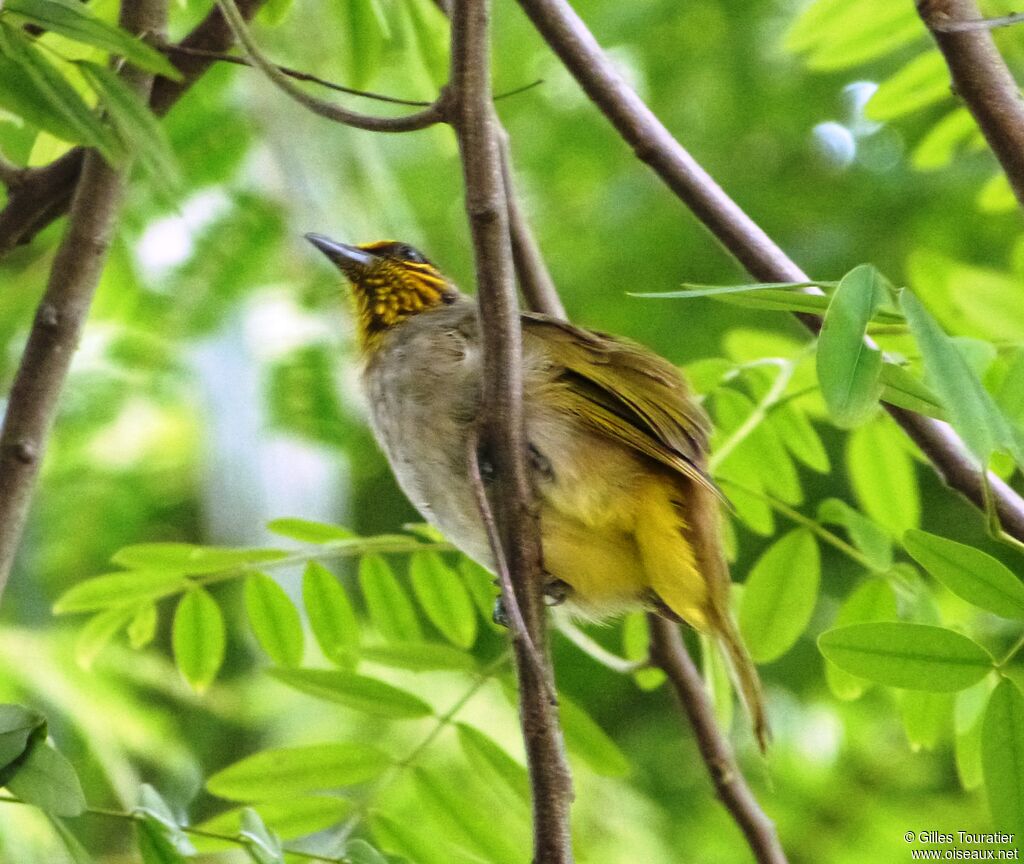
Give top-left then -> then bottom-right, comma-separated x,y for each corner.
559,695 -> 630,777
267,518 -> 356,544
6,741 -> 86,817
904,529 -> 1024,621
818,622 -> 992,691
268,668 -> 432,718
816,264 -> 888,427
172,589 -> 225,692
207,743 -> 390,801
244,573 -> 304,667
361,643 -> 475,672
359,554 -> 422,642
982,679 -> 1024,841
846,418 -> 920,536
409,551 -> 477,649
54,570 -> 187,614
302,562 -> 359,667
824,579 -> 899,700
739,529 -> 820,662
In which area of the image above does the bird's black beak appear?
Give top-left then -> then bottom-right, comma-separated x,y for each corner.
305,233 -> 375,274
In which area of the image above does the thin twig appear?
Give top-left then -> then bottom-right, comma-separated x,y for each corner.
918,0 -> 1024,210
0,0 -> 269,258
514,0 -> 1024,546
215,0 -> 445,133
647,616 -> 787,864
932,11 -> 1024,31
156,40 -> 433,106
0,0 -> 167,599
449,0 -> 575,860
499,130 -> 567,319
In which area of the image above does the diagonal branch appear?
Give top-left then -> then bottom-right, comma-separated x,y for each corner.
648,616 -> 787,864
918,0 -> 1024,210
0,0 -> 268,258
0,1 -> 168,598
215,0 -> 445,132
515,0 -> 1024,544
448,1 -> 574,861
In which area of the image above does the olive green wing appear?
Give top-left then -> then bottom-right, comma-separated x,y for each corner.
522,313 -> 717,493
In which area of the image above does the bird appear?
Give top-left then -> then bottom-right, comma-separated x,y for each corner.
305,233 -> 769,748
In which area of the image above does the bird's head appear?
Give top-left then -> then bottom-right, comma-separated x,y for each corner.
306,234 -> 459,351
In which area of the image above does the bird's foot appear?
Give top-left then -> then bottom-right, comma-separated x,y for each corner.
492,596 -> 510,628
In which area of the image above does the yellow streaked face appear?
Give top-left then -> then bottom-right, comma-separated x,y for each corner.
305,235 -> 458,349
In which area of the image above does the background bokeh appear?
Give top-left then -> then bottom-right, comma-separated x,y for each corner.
1,0 -> 1022,861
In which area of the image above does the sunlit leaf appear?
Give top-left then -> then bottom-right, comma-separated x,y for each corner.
455,723 -> 529,805
982,679 -> 1024,841
409,551 -> 477,648
818,498 -> 893,571
207,743 -> 390,801
347,839 -> 389,864
244,573 -> 304,667
559,694 -> 630,777
239,807 -> 285,864
5,0 -> 181,78
739,528 -> 820,662
75,605 -> 135,669
867,51 -> 950,120
846,417 -> 920,536
818,622 -> 992,691
898,690 -> 953,751
303,562 -> 359,667
268,668 -> 432,718
824,579 -> 899,700
879,363 -> 947,419
194,797 -> 352,850
360,554 -> 422,642
112,542 -> 288,574
904,530 -> 1024,620
267,518 -> 357,544
171,588 -> 225,692
127,602 -> 158,650
768,402 -> 830,473
54,571 -> 188,614
361,643 -> 475,672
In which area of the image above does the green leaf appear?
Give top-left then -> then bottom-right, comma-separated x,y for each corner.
866,51 -> 950,121
172,588 -> 225,692
955,683 -> 989,790
194,797 -> 352,849
359,554 -> 422,642
0,52 -> 87,143
457,558 -> 500,626
818,499 -> 893,571
901,289 -> 1021,467
53,570 -> 187,613
404,0 -> 449,89
268,668 -> 432,718
559,694 -> 630,777
76,60 -> 180,186
411,767 -> 522,864
6,741 -> 86,816
361,643 -> 475,672
768,403 -> 830,473
824,579 -> 899,700
5,0 -> 181,78
207,743 -> 390,801
347,839 -> 389,864
303,562 -> 359,667
818,622 -> 993,691
409,551 -> 477,648
74,605 -> 135,669
622,611 -> 665,690
816,264 -> 888,427
345,0 -> 387,89
904,530 -> 1024,620
739,528 -> 820,662
112,542 -> 287,574
0,705 -> 46,774
982,679 -> 1024,842
911,108 -> 981,171
455,723 -> 529,805
136,820 -> 188,864
239,807 -> 285,864
633,280 -> 836,299
267,517 -> 357,544
879,362 -> 947,419
846,417 -> 920,536
244,573 -> 304,667
127,602 -> 158,650
0,21 -> 119,158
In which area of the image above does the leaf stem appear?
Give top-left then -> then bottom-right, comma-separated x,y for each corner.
996,632 -> 1024,668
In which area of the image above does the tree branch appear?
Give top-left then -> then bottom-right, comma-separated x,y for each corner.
448,1 -> 574,861
515,0 -> 1024,544
918,0 -> 1024,210
0,0 -> 268,259
0,3 -> 167,597
931,11 -> 1024,32
648,616 -> 787,864
215,0 -> 445,132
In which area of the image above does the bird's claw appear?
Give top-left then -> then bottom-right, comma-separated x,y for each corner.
543,578 -> 571,606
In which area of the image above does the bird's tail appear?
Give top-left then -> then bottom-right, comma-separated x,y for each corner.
715,612 -> 770,752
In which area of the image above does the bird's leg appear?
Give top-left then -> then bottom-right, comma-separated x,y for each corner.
646,590 -> 684,622
492,595 -> 510,628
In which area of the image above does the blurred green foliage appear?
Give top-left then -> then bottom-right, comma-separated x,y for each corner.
0,0 -> 1023,862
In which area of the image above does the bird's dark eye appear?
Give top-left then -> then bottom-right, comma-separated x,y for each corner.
398,245 -> 426,264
